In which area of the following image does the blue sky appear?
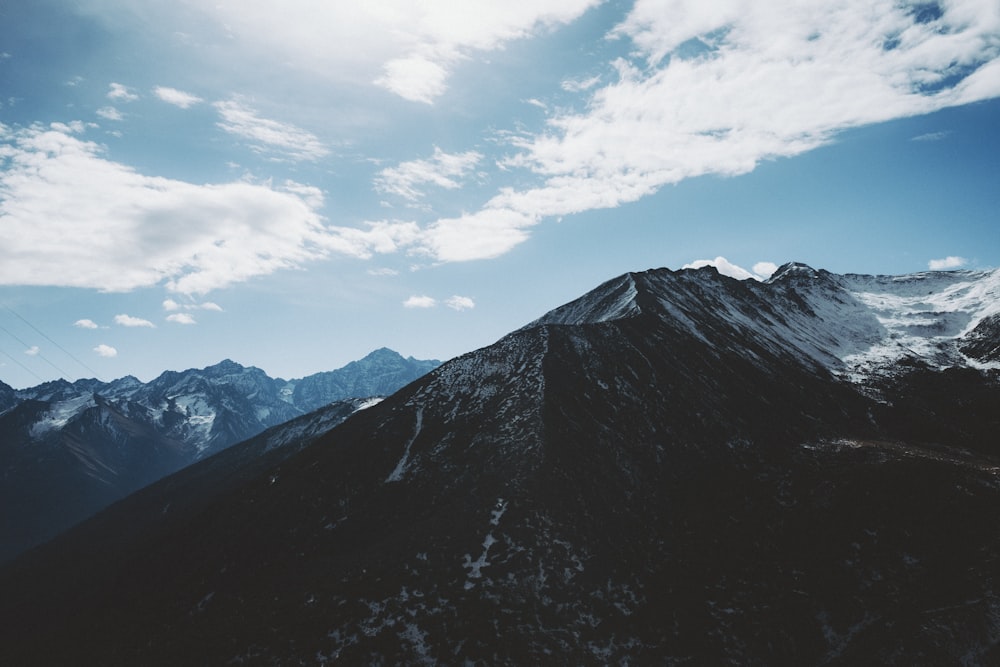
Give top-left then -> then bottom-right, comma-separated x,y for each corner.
1,0 -> 998,389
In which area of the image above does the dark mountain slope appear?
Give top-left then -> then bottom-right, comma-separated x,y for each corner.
1,265 -> 999,665
0,349 -> 439,563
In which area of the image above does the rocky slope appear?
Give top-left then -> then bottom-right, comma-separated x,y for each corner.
0,263 -> 997,665
0,348 -> 439,562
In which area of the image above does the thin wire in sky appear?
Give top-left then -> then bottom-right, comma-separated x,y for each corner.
3,306 -> 102,380
0,345 -> 46,385
0,323 -> 73,382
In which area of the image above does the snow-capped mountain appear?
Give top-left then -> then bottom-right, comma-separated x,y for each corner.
1,263 -> 998,665
0,348 -> 439,563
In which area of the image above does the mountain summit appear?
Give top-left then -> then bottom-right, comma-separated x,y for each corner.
0,348 -> 440,563
1,264 -> 998,664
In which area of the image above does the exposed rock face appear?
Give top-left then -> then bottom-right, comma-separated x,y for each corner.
0,349 -> 439,562
1,264 -> 998,665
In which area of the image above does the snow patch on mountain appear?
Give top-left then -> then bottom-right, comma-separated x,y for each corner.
839,268 -> 1000,379
29,394 -> 97,436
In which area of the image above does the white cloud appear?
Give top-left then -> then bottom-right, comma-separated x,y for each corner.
107,83 -> 138,102
561,74 -> 602,92
403,295 -> 437,308
213,98 -> 330,161
115,314 -> 155,328
375,147 -> 483,201
96,106 -> 124,121
74,318 -> 99,329
928,256 -> 968,270
24,345 -> 40,356
185,1 -> 599,103
418,208 -> 535,262
682,257 -> 758,281
445,295 -> 476,311
167,312 -> 197,325
0,122 -> 382,294
407,0 -> 1000,262
752,262 -> 779,279
94,344 -> 118,358
368,267 -> 400,277
376,56 -> 450,104
912,131 -> 952,142
153,86 -> 203,109
163,299 -> 223,312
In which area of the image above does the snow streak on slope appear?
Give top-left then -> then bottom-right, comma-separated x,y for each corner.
839,269 -> 1000,379
528,262 -> 1000,384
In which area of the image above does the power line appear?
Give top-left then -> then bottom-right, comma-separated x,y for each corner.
0,323 -> 72,382
0,345 -> 46,386
3,306 -> 102,380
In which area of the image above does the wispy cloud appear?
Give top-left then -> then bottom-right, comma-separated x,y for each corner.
24,345 -> 40,356
403,295 -> 437,308
166,313 -> 197,325
911,131 -> 951,142
213,98 -> 329,161
683,257 -> 759,281
93,344 -> 118,358
186,1 -> 599,104
406,0 -> 1000,261
96,106 -> 123,121
107,82 -> 138,102
163,299 -> 223,312
752,262 -> 779,279
0,122 -> 380,294
375,147 -> 483,201
445,295 -> 475,311
928,256 -> 968,270
561,74 -> 602,92
153,86 -> 203,109
115,314 -> 155,328
74,319 -> 99,329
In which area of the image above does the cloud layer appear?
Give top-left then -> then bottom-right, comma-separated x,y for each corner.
187,1 -> 600,104
0,123 -> 368,294
406,0 -> 1000,261
375,147 -> 483,201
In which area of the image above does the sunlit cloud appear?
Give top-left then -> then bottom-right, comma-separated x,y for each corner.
93,344 -> 118,358
74,319 -> 100,329
0,122 -> 381,295
213,98 -> 330,161
115,314 -> 155,328
683,257 -> 758,281
24,346 -> 40,356
186,1 -> 599,103
752,262 -> 779,279
375,147 -> 483,201
107,82 -> 138,101
403,295 -> 437,308
407,0 -> 1000,262
163,299 -> 223,312
96,106 -> 124,121
153,86 -> 203,109
928,256 -> 968,270
445,295 -> 475,311
166,313 -> 197,325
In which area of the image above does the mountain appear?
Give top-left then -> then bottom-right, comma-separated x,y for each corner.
1,263 -> 998,665
0,349 -> 440,563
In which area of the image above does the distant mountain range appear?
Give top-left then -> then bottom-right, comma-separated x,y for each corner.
0,348 -> 440,562
1,263 -> 999,664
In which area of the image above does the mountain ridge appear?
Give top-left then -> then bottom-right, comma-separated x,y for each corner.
0,347 -> 441,563
1,263 -> 998,664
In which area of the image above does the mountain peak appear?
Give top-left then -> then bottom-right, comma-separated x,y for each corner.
765,261 -> 822,283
